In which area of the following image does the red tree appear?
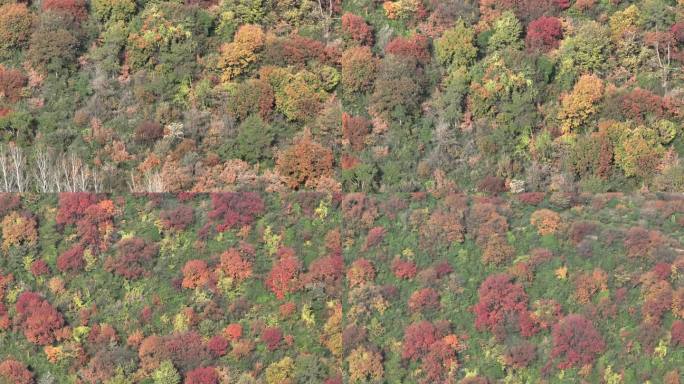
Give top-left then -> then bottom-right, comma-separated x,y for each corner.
392,259 -> 417,279
182,259 -> 212,289
159,205 -> 194,231
342,113 -> 371,151
56,245 -> 85,273
105,237 -> 158,279
0,359 -> 34,384
342,13 -> 373,46
30,260 -> 50,277
218,248 -> 253,283
15,291 -> 65,345
261,326 -> 283,350
207,335 -> 229,357
408,288 -> 441,313
184,367 -> 218,384
402,321 -> 440,360
0,66 -> 27,103
209,192 -> 264,232
473,274 -> 529,336
672,320 -> 684,346
526,16 -> 563,52
266,253 -> 301,299
56,193 -> 101,226
385,34 -> 431,64
42,0 -> 88,21
551,314 -> 605,369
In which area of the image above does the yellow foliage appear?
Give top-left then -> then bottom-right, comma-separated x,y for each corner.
218,24 -> 265,82
1,211 -> 38,250
265,357 -> 296,384
348,346 -> 384,383
558,74 -> 604,135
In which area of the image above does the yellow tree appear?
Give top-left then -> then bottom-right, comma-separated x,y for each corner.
557,74 -> 604,135
218,24 -> 265,82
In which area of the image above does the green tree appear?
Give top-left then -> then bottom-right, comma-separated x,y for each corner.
559,21 -> 611,74
233,114 -> 274,163
151,361 -> 181,384
487,11 -> 523,52
435,19 -> 477,69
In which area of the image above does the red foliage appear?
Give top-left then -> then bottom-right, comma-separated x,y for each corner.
672,320 -> 684,346
15,291 -> 65,345
0,66 -> 27,103
209,192 -> 264,232
77,199 -> 116,253
526,16 -> 563,52
0,359 -> 34,384
182,259 -> 212,289
342,113 -> 371,151
392,259 -> 418,279
87,323 -> 118,347
261,326 -> 283,350
672,22 -> 684,43
503,342 -> 536,368
347,258 -> 375,287
473,274 -> 529,336
402,321 -> 439,360
342,13 -> 373,46
184,367 -> 218,384
207,335 -> 229,357
56,245 -> 85,273
363,226 -> 386,250
621,88 -> 667,122
551,314 -> 605,369
218,247 -> 253,283
624,226 -> 664,260
56,193 -> 102,226
159,205 -> 194,231
224,323 -> 243,340
477,176 -> 508,196
266,253 -> 301,299
0,193 -> 21,217
421,337 -> 460,383
30,259 -> 50,277
105,237 -> 158,279
304,253 -> 345,284
385,34 -> 431,64
134,121 -> 164,144
516,192 -> 545,205
42,0 -> 87,21
263,35 -> 337,67
408,287 -> 440,313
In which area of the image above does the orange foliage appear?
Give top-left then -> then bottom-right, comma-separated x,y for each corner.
1,211 -> 38,250
573,268 -> 608,304
276,134 -> 334,189
218,24 -> 265,82
182,259 -> 212,289
481,234 -> 514,265
530,209 -> 561,236
347,258 -> 375,287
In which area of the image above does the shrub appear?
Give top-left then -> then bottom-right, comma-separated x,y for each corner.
347,258 -> 375,287
266,253 -> 300,299
0,359 -> 34,384
526,16 -> 563,52
392,259 -> 417,279
218,248 -> 253,283
341,46 -> 376,94
347,346 -> 384,383
56,245 -> 85,273
385,34 -> 430,64
134,121 -> 164,144
15,291 -> 65,345
275,135 -> 334,189
530,209 -> 561,236
159,205 -> 194,231
30,260 -> 50,277
408,288 -> 440,313
56,193 -> 101,226
481,235 -> 515,265
105,237 -> 158,279
477,176 -> 507,196
42,0 -> 88,21
402,321 -> 439,360
341,13 -> 373,46
206,335 -> 229,357
503,342 -> 536,368
261,327 -> 283,351
473,274 -> 528,335
624,226 -> 664,260
342,113 -> 370,151
209,192 -> 265,232
184,367 -> 218,384
1,211 -> 38,250
672,320 -> 684,346
0,3 -> 33,53
182,260 -> 212,289
0,194 -> 21,217
551,314 -> 605,369
224,323 -> 242,341
0,66 -> 27,103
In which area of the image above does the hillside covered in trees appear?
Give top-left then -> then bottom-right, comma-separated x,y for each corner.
0,192 -> 683,382
0,0 -> 682,193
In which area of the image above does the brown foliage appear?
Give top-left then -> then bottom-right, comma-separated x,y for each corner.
481,234 -> 515,265
276,134 -> 334,189
0,66 -> 27,103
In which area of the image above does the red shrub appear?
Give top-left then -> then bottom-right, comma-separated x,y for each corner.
477,176 -> 507,196
363,226 -> 386,250
526,16 -> 563,52
207,335 -> 229,357
42,0 -> 87,21
0,66 -> 27,103
56,245 -> 85,273
77,199 -> 116,253
0,359 -> 34,384
421,336 -> 461,383
516,192 -> 545,205
672,320 -> 684,346
56,193 -> 101,226
347,258 -> 375,287
624,226 -> 664,260
159,205 -> 194,231
209,192 -> 264,232
15,291 -> 65,345
402,321 -> 439,360
672,22 -> 684,43
392,259 -> 417,279
184,367 -> 218,384
134,121 -> 164,144
621,88 -> 667,122
342,113 -> 371,151
408,287 -> 440,313
163,331 -> 209,372
105,237 -> 158,279
261,327 -> 283,350
87,323 -> 118,347
182,259 -> 212,289
304,253 -> 345,284
385,34 -> 431,64
266,253 -> 301,299
218,248 -> 253,283
551,314 -> 605,369
342,13 -> 373,46
224,323 -> 242,340
30,259 -> 50,277
473,274 -> 529,335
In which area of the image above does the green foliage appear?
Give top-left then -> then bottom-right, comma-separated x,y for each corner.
487,11 -> 523,52
151,361 -> 180,384
435,19 -> 477,69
